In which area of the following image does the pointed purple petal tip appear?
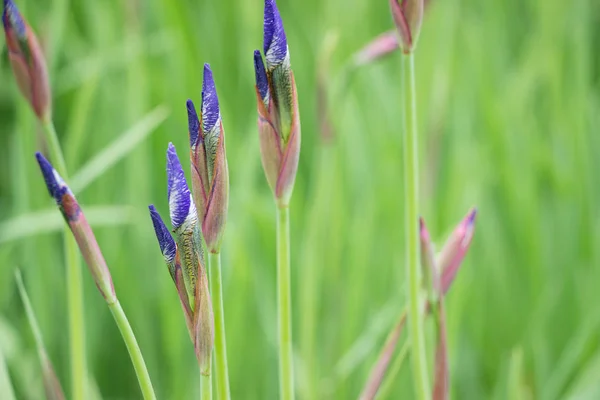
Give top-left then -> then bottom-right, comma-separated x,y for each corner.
201,64 -> 220,134
149,205 -> 177,262
35,152 -> 70,203
263,0 -> 288,67
467,208 -> 477,226
187,99 -> 200,148
253,50 -> 269,101
3,0 -> 26,38
166,143 -> 191,228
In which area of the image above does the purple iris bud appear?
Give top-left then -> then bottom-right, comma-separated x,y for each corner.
35,152 -> 69,204
2,0 -> 26,39
201,64 -> 220,135
149,205 -> 177,263
253,50 -> 269,102
166,143 -> 191,229
187,99 -> 201,148
263,0 -> 288,68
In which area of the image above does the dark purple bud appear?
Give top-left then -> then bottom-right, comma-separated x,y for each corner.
253,50 -> 269,102
263,0 -> 288,68
201,64 -> 220,135
149,205 -> 177,264
187,99 -> 201,149
35,152 -> 70,206
166,143 -> 191,229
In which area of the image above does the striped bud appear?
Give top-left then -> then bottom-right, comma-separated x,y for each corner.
2,0 -> 51,121
253,0 -> 301,207
35,152 -> 116,303
164,144 -> 214,373
188,64 -> 229,253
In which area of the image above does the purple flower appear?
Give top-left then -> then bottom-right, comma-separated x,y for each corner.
3,0 -> 25,37
148,205 -> 177,265
166,143 -> 192,229
263,0 -> 288,69
201,64 -> 220,136
253,50 -> 269,103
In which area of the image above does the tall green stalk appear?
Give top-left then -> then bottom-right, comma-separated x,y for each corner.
42,120 -> 87,400
208,252 -> 231,400
201,373 -> 213,400
108,301 -> 156,400
277,206 -> 294,400
402,53 -> 430,399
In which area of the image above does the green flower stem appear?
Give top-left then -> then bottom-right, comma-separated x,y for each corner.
201,373 -> 212,400
208,252 -> 231,400
108,300 -> 156,400
402,52 -> 430,400
42,119 -> 86,400
277,205 -> 294,400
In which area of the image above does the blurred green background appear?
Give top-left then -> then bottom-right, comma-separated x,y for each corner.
1,0 -> 599,398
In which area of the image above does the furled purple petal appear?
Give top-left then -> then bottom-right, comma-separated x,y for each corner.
253,50 -> 269,101
187,99 -> 201,148
166,143 -> 191,229
201,64 -> 220,135
148,205 -> 177,263
2,0 -> 26,39
35,152 -> 70,203
263,0 -> 288,68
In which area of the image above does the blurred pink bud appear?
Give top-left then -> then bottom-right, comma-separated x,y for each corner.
440,208 -> 477,294
2,0 -> 51,121
353,30 -> 399,66
389,0 -> 424,54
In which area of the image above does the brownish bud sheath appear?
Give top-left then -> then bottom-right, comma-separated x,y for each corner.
2,0 -> 51,121
389,0 -> 424,54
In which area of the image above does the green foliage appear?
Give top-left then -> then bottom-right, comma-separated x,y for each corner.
1,0 -> 599,398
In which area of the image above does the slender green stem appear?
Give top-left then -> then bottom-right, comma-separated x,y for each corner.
108,301 -> 156,400
277,205 -> 294,400
402,53 -> 430,399
42,120 -> 86,400
378,339 -> 411,399
208,252 -> 231,400
201,373 -> 213,400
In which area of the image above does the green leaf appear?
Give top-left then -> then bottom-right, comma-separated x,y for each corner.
0,205 -> 136,244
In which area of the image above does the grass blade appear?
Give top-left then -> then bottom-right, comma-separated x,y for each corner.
70,106 -> 170,193
15,269 -> 66,400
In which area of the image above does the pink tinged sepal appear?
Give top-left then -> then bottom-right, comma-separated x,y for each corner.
35,152 -> 116,303
389,0 -> 424,54
256,71 -> 301,207
439,208 -> 477,295
3,0 -> 51,121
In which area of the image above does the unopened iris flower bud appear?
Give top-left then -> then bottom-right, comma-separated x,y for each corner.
2,0 -> 51,121
187,64 -> 229,254
389,0 -> 424,54
253,0 -> 301,207
35,152 -> 115,304
165,143 -> 214,374
149,205 -> 193,335
439,208 -> 477,294
353,30 -> 399,67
